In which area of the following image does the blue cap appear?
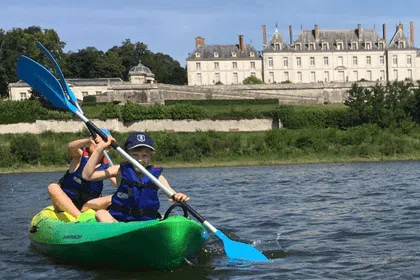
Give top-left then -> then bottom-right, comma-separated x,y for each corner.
124,132 -> 154,151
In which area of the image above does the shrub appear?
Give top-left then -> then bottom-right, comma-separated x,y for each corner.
243,76 -> 264,84
10,134 -> 41,163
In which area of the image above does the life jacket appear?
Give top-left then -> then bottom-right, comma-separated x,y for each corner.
108,162 -> 162,222
59,148 -> 109,209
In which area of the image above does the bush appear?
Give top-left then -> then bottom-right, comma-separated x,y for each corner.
10,134 -> 41,163
83,95 -> 97,105
243,76 -> 264,84
165,99 -> 279,106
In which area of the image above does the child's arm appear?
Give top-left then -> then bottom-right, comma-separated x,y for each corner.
68,137 -> 93,158
82,136 -> 120,181
159,175 -> 190,202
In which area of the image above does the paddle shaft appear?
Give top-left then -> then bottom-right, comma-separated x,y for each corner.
81,114 -> 217,232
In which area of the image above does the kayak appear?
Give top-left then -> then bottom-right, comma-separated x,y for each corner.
29,206 -> 208,270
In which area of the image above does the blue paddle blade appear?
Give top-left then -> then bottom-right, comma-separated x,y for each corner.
214,230 -> 268,261
16,56 -> 77,114
36,42 -> 78,105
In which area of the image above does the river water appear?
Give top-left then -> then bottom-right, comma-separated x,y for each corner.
0,161 -> 419,279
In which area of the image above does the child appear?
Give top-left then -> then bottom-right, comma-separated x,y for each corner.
48,129 -> 116,220
82,131 -> 189,223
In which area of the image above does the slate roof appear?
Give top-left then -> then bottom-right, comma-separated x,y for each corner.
187,44 -> 260,60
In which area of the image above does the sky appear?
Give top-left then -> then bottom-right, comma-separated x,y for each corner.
2,0 -> 420,66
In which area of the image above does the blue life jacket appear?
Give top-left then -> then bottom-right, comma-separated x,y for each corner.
108,163 -> 162,222
59,149 -> 109,209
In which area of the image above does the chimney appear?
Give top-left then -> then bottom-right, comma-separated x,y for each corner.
289,25 -> 293,45
398,23 -> 404,31
357,24 -> 362,38
410,21 -> 414,45
239,34 -> 244,52
314,24 -> 319,41
383,23 -> 387,41
262,25 -> 267,46
195,36 -> 205,48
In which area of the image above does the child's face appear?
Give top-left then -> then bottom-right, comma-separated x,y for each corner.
128,146 -> 153,167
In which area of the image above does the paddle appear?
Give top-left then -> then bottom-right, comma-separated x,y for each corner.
16,55 -> 268,262
35,42 -> 114,165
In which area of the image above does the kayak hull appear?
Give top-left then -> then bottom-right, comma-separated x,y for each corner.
29,206 -> 208,270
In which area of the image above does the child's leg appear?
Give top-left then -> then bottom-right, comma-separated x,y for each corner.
81,195 -> 112,212
95,209 -> 117,223
48,183 -> 81,218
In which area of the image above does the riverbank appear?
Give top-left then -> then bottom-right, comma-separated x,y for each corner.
2,154 -> 420,174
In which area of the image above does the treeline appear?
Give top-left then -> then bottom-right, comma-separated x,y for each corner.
0,26 -> 187,97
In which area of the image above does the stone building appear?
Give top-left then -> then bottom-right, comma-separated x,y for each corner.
186,35 -> 262,85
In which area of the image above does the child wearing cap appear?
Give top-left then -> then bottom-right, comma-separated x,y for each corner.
48,129 -> 116,220
82,131 -> 190,223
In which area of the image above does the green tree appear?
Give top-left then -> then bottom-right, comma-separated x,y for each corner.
243,76 -> 264,84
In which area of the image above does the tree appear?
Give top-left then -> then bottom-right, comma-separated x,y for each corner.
243,76 -> 263,84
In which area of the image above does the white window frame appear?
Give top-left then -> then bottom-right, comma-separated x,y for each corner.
283,57 -> 289,68
338,56 -> 343,66
353,70 -> 358,81
297,71 -> 302,83
393,55 -> 398,66
268,57 -> 273,68
353,56 -> 358,65
296,57 -> 302,67
367,70 -> 372,81
232,62 -> 237,69
407,55 -> 412,66
310,57 -> 315,66
232,52 -> 237,57
324,57 -> 329,66
310,71 -> 316,82
251,61 -> 255,69
366,56 -> 371,65
195,52 -> 200,58
380,56 -> 384,65
196,62 -> 201,70
295,43 -> 302,51
365,41 -> 372,50
214,52 -> 219,58
351,42 -> 358,50
233,72 -> 238,84
214,62 -> 219,70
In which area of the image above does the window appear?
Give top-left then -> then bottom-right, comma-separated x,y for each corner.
353,71 -> 358,81
250,52 -> 255,57
366,56 -> 371,65
393,55 -> 398,66
322,42 -> 329,50
324,71 -> 329,82
274,43 -> 281,51
324,57 -> 329,66
351,42 -> 358,50
367,70 -> 372,81
310,57 -> 315,66
196,73 -> 202,85
378,42 -> 385,49
309,43 -> 315,50
398,41 -> 404,49
20,92 -> 26,100
215,73 -> 220,83
338,56 -> 343,66
408,69 -> 413,79
233,73 -> 238,84
407,55 -> 412,66
296,57 -> 302,67
295,43 -> 302,51
82,91 -> 88,97
269,72 -> 274,83
338,71 -> 345,82
195,52 -> 200,58
297,72 -> 302,83
95,91 -> 102,95
214,52 -> 219,58
310,71 -> 316,82
380,70 -> 385,80
268,57 -> 273,68
251,72 -> 256,77
283,57 -> 288,68
232,52 -> 237,57
380,56 -> 384,65
353,56 -> 358,65
365,42 -> 372,50
214,62 -> 219,70
336,42 -> 343,50
283,71 -> 289,81
196,62 -> 201,70
251,62 -> 255,69
393,69 -> 398,80
232,62 -> 237,69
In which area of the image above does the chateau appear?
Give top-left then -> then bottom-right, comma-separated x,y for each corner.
187,22 -> 419,85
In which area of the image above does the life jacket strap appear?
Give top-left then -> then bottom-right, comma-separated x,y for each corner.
108,204 -> 159,218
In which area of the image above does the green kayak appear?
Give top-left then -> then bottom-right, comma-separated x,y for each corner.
29,206 -> 208,270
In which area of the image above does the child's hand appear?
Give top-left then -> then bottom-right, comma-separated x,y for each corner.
96,135 -> 115,150
169,192 -> 190,202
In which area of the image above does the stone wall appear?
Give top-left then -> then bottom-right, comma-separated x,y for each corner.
0,118 -> 276,134
97,81 -> 381,105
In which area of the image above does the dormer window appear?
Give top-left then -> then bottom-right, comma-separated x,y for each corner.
214,52 -> 219,58
351,42 -> 358,50
295,43 -> 302,51
378,41 -> 385,50
336,41 -> 343,50
273,43 -> 281,51
365,41 -> 372,50
309,43 -> 316,50
195,52 -> 200,58
398,40 -> 405,49
250,52 -> 255,57
322,42 -> 329,50
232,52 -> 237,57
